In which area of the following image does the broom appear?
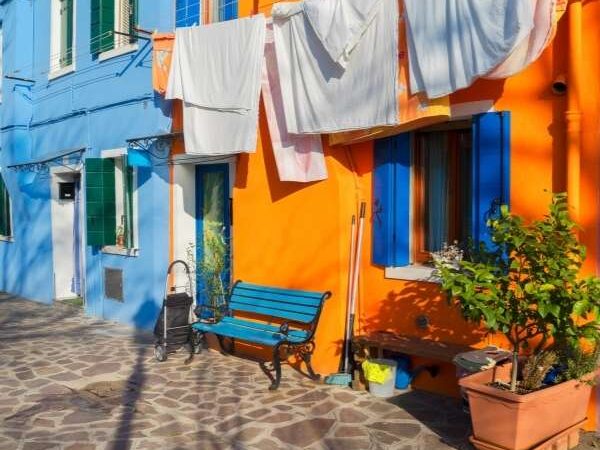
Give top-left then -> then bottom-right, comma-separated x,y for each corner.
325,201 -> 366,386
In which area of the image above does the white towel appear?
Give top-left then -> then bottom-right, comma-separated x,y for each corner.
272,0 -> 398,134
262,22 -> 327,183
405,0 -> 534,99
166,15 -> 266,154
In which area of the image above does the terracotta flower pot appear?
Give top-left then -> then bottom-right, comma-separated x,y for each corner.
460,363 -> 593,450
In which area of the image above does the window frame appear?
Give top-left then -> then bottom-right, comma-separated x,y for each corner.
49,0 -> 76,80
373,112 -> 511,282
175,0 -> 202,27
99,149 -> 139,256
411,127 -> 472,265
96,0 -> 138,62
217,0 -> 238,22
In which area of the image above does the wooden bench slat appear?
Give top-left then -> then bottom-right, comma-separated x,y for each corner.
222,317 -> 309,341
228,302 -> 316,323
236,282 -> 325,302
353,332 -> 472,363
230,294 -> 320,316
192,319 -> 308,346
232,289 -> 324,307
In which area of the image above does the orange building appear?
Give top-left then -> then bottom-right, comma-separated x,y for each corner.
168,0 -> 600,430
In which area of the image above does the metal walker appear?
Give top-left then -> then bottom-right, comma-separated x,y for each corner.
153,260 -> 201,362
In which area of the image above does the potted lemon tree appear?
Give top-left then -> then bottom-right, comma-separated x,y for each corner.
435,194 -> 600,450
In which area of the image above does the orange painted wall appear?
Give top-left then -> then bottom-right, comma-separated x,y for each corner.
174,0 -> 600,429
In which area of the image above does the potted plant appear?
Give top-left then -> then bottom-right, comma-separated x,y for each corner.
116,217 -> 126,248
434,193 -> 600,450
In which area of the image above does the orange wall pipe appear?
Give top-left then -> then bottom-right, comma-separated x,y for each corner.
567,0 -> 582,223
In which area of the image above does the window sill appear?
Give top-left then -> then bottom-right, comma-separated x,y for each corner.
384,265 -> 440,283
48,65 -> 75,81
102,246 -> 139,257
98,43 -> 139,62
0,236 -> 14,243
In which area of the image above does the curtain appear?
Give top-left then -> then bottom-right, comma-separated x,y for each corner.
423,133 -> 449,252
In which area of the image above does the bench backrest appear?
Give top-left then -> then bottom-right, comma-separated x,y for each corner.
229,281 -> 329,324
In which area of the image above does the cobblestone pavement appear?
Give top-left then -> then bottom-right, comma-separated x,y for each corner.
0,295 -> 597,450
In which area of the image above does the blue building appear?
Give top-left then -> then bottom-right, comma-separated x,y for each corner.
0,0 -> 176,329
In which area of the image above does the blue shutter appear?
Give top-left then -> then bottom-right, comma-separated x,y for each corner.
472,111 -> 511,247
176,0 -> 201,27
372,134 -> 411,267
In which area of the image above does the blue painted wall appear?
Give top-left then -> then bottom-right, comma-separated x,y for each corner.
0,0 -> 175,330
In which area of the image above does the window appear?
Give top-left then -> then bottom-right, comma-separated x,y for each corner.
175,0 -> 238,27
412,129 -> 472,263
175,0 -> 201,27
372,111 -> 510,269
174,0 -> 236,27
91,0 -> 138,56
85,155 -> 137,250
0,174 -> 12,238
217,0 -> 237,22
50,0 -> 75,72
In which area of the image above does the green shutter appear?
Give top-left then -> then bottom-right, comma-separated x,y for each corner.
123,160 -> 135,248
128,0 -> 138,44
91,0 -> 115,55
0,175 -> 11,237
60,0 -> 74,67
86,158 -> 116,246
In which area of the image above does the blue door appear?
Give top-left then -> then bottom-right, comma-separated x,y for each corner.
195,164 -> 231,318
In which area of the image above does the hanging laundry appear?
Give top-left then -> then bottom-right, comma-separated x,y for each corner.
486,0 -> 566,79
302,0 -> 381,69
405,0 -> 534,99
262,22 -> 327,183
152,33 -> 174,96
329,1 -> 450,147
166,15 -> 266,155
272,0 -> 399,134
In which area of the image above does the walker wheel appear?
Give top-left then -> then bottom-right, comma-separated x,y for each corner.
191,332 -> 203,354
154,345 -> 167,362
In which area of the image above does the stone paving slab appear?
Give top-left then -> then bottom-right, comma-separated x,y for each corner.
0,294 -> 597,450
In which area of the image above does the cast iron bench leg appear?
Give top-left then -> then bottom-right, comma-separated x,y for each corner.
300,345 -> 320,381
269,343 -> 283,391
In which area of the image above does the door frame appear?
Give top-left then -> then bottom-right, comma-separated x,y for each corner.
50,165 -> 85,302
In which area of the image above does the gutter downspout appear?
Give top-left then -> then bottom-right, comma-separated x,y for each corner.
567,0 -> 582,223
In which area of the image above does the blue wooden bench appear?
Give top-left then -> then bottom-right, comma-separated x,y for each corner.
191,281 -> 331,390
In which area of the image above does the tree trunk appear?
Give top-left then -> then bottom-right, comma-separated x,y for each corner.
510,351 -> 519,391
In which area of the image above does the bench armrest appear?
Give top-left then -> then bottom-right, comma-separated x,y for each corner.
279,322 -> 290,336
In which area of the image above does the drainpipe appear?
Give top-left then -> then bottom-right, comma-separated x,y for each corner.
566,0 -> 582,224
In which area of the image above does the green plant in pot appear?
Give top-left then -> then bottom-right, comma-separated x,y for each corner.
186,221 -> 229,322
434,193 -> 600,450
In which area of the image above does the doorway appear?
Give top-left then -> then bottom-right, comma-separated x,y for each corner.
51,169 -> 84,302
195,164 -> 231,315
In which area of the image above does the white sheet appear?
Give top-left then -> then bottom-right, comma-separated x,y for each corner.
405,0 -> 534,99
262,22 -> 327,183
166,15 -> 266,154
486,0 -> 556,79
302,0 -> 381,68
272,0 -> 398,134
